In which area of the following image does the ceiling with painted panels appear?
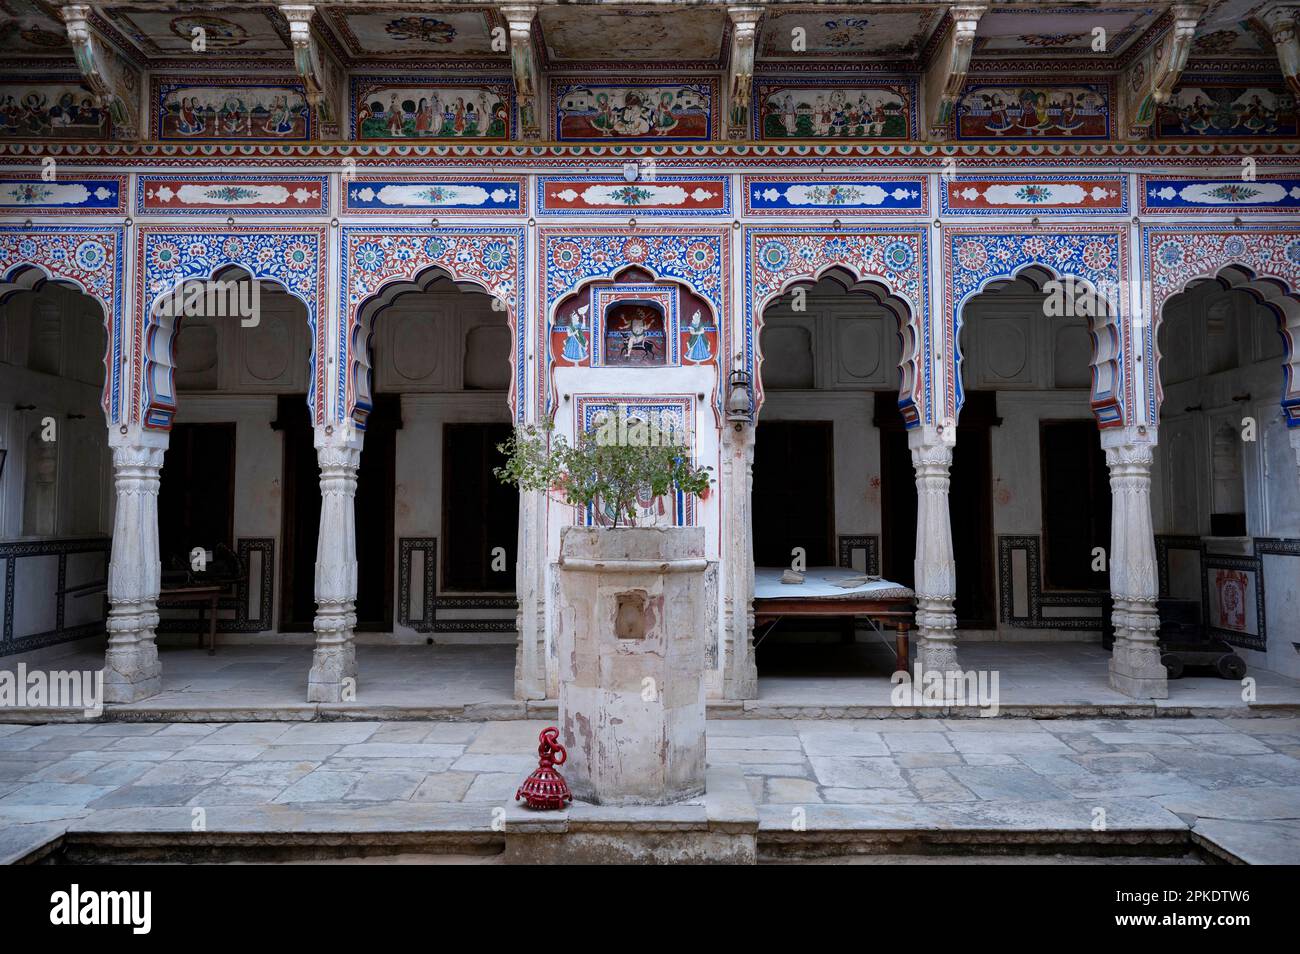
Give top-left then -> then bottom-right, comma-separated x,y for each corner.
0,1 -> 1288,75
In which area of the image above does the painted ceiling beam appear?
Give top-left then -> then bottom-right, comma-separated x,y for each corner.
726,6 -> 764,140
922,4 -> 986,142
1126,2 -> 1205,138
501,4 -> 542,141
280,5 -> 345,139
1262,4 -> 1300,96
60,3 -> 141,141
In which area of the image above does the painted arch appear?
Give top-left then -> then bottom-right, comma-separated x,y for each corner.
540,227 -> 730,418
1143,224 -> 1300,428
744,226 -> 930,426
341,226 -> 525,427
944,225 -> 1129,428
135,226 -> 327,429
0,225 -> 125,424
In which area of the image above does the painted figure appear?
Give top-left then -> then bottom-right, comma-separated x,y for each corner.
561,306 -> 589,362
684,310 -> 712,362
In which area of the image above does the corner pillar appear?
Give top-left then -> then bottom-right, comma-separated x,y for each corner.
103,426 -> 167,703
513,487 -> 548,700
909,426 -> 959,672
308,424 -> 362,702
1102,426 -> 1167,699
722,423 -> 758,698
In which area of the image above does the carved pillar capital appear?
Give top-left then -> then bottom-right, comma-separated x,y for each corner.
923,4 -> 987,141
60,3 -> 140,141
501,4 -> 542,140
279,4 -> 343,138
1262,4 -> 1300,95
1126,3 -> 1206,136
725,6 -> 764,140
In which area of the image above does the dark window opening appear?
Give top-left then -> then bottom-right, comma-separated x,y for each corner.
752,421 -> 834,569
1040,419 -> 1112,591
442,422 -> 518,593
158,422 -> 235,571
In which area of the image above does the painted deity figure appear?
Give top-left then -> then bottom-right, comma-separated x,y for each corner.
561,306 -> 589,362
176,96 -> 204,135
613,92 -> 652,136
262,96 -> 294,135
653,92 -> 678,135
684,311 -> 712,362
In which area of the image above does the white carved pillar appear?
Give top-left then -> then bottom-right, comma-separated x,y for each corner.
1102,426 -> 1167,699
308,424 -> 362,702
103,426 -> 167,703
910,426 -> 959,672
513,487 -> 547,699
1291,429 -> 1300,485
722,422 -> 758,698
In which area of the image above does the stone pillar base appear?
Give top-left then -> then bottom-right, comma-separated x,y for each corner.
1109,639 -> 1168,699
307,643 -> 357,703
102,641 -> 162,703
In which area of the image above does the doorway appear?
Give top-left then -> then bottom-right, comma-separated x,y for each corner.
157,422 -> 236,571
279,394 -> 398,632
752,420 -> 835,568
442,422 -> 518,592
877,391 -> 996,628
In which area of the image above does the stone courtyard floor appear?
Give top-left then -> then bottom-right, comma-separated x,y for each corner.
2,716 -> 1297,864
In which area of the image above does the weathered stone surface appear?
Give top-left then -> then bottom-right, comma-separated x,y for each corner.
557,526 -> 709,806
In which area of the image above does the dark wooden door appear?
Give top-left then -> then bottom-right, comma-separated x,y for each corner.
877,392 -> 997,628
752,421 -> 834,568
157,422 -> 235,569
442,422 -> 518,592
279,394 -> 397,631
1040,420 -> 1112,591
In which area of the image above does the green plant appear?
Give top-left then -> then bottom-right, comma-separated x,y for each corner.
495,418 -> 712,528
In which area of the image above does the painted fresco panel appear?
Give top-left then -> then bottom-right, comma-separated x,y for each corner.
152,77 -> 311,141
351,76 -> 513,139
137,174 -> 329,215
0,174 -> 126,214
743,175 -> 926,215
343,175 -> 525,214
537,176 -> 729,215
755,80 -> 915,139
1141,176 -> 1300,213
0,78 -> 112,139
575,395 -> 696,527
551,78 -> 716,141
1155,81 -> 1297,139
324,8 -> 502,58
955,82 -> 1111,140
941,175 -> 1127,215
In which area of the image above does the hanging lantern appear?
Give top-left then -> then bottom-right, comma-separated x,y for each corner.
515,727 -> 572,810
726,369 -> 753,423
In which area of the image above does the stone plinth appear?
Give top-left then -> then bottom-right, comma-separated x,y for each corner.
556,525 -> 708,806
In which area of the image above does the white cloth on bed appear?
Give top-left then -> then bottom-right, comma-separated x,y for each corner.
754,566 -> 914,601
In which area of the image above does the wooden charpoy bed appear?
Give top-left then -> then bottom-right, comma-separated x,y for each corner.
753,567 -> 916,673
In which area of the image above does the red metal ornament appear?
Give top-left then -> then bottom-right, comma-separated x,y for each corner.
515,727 -> 573,810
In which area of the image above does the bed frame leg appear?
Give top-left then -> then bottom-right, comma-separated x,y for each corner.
895,624 -> 909,674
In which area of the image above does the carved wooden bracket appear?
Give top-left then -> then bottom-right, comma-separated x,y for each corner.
60,4 -> 140,141
280,4 -> 344,139
1262,4 -> 1300,96
923,5 -> 986,141
501,4 -> 541,140
726,6 -> 763,140
1127,3 -> 1206,137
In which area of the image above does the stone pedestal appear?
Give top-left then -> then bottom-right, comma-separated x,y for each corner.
103,426 -> 167,703
556,525 -> 708,806
308,426 -> 361,703
1103,427 -> 1167,700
